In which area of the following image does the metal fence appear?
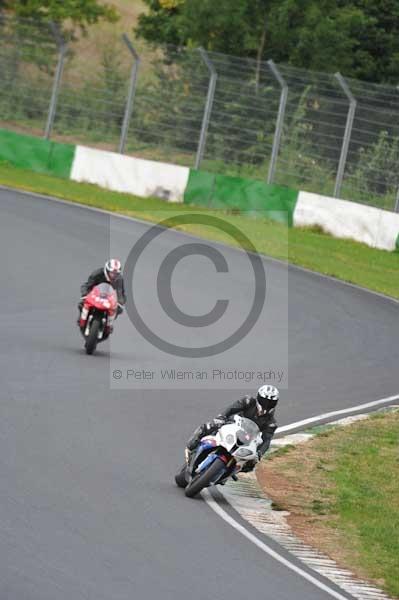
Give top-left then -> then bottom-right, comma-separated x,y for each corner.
1,15 -> 399,211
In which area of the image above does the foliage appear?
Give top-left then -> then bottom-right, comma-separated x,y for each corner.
266,0 -> 399,84
132,49 -> 206,154
136,0 -> 182,46
100,41 -> 127,130
136,0 -> 273,57
136,0 -> 399,84
352,130 -> 399,195
1,0 -> 118,36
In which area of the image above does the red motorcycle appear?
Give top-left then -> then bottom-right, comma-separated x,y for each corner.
78,283 -> 118,355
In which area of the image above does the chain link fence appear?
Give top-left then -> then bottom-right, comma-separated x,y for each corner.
1,15 -> 399,211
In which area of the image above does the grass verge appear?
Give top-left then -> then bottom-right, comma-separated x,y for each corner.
0,162 -> 398,299
257,412 -> 399,598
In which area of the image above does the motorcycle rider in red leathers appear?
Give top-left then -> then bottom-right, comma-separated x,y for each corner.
78,259 -> 126,329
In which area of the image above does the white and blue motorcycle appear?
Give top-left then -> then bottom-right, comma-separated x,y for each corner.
175,415 -> 262,498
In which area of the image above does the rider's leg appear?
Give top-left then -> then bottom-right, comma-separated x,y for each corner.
185,422 -> 219,463
257,431 -> 273,458
186,424 -> 208,452
77,302 -> 83,327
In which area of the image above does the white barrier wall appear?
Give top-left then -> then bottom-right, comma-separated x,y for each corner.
71,146 -> 190,203
70,144 -> 399,252
294,191 -> 399,251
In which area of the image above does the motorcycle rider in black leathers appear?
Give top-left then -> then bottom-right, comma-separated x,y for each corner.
186,385 -> 279,472
78,259 -> 126,327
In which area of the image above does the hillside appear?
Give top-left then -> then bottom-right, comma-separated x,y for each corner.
65,0 -> 147,82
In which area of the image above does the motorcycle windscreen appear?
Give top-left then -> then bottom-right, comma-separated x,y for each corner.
236,417 -> 260,444
92,282 -> 117,300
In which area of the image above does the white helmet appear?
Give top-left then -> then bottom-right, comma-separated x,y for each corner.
257,385 -> 279,413
104,258 -> 122,283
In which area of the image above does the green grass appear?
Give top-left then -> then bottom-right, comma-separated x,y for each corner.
261,412 -> 399,597
327,413 -> 399,596
1,161 -> 399,299
311,413 -> 399,596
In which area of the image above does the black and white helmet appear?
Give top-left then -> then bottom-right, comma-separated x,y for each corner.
104,258 -> 122,283
256,385 -> 279,413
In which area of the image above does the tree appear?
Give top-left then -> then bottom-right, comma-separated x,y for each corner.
136,0 -> 399,83
265,0 -> 399,83
136,0 -> 273,57
135,0 -> 185,47
1,0 -> 118,35
0,0 -> 119,82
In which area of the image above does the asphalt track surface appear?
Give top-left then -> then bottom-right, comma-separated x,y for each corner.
1,188 -> 398,600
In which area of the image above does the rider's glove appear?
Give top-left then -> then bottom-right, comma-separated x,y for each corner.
212,417 -> 226,427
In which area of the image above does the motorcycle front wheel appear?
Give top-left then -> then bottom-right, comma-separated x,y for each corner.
185,458 -> 226,498
175,464 -> 188,488
85,318 -> 101,355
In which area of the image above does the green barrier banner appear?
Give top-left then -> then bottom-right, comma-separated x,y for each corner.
184,170 -> 299,226
0,129 -> 75,179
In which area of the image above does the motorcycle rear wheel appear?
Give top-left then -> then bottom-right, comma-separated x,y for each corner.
185,458 -> 226,498
85,318 -> 101,355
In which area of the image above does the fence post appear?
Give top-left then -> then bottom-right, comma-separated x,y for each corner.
267,60 -> 288,185
44,22 -> 67,140
195,48 -> 217,170
334,73 -> 356,198
394,188 -> 399,213
118,34 -> 140,155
